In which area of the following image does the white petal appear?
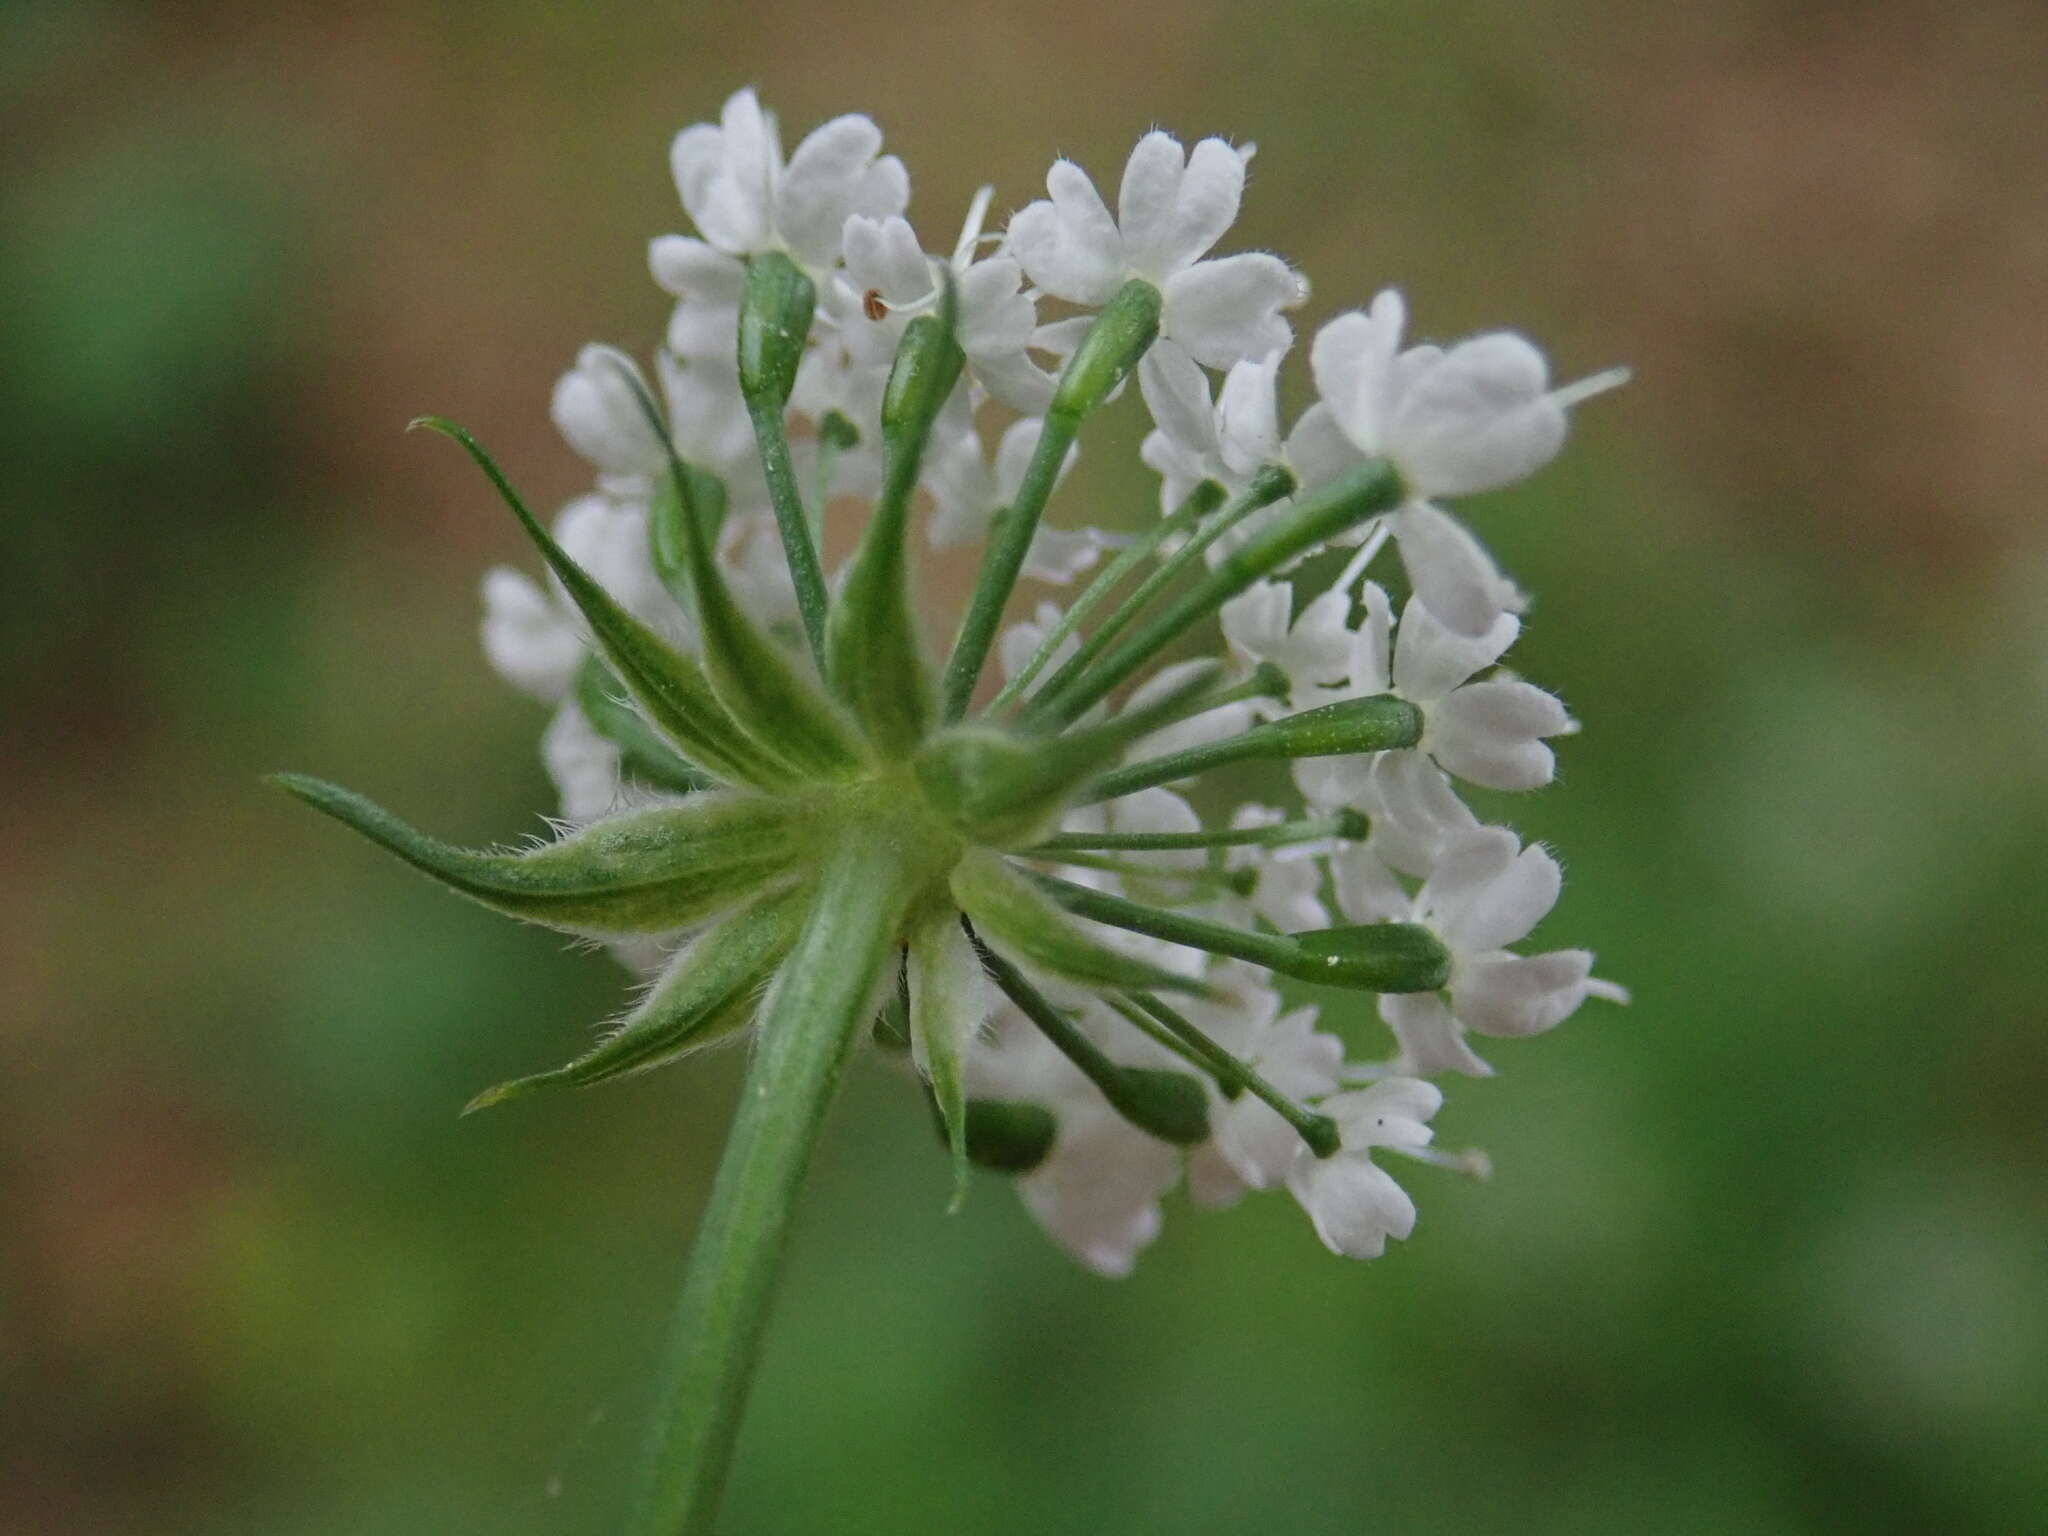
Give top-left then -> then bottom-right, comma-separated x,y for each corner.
1187,1143 -> 1250,1208
551,496 -> 664,622
550,344 -> 663,479
1287,1150 -> 1417,1259
1430,681 -> 1571,791
841,215 -> 931,303
1028,315 -> 1097,364
1216,351 -> 1284,475
1007,160 -> 1125,305
994,417 -> 1053,503
1309,292 -> 1405,455
648,235 -> 747,305
1331,842 -> 1411,925
541,700 -> 623,824
1351,581 -> 1395,695
776,114 -> 886,270
1115,131 -> 1188,278
1441,842 -> 1562,953
1391,595 -> 1519,702
671,88 -> 779,255
1329,1077 -> 1443,1144
851,154 -> 910,223
1389,501 -> 1524,638
1452,949 -> 1593,1038
1292,586 -> 1362,691
1220,580 -> 1293,664
1137,339 -> 1217,455
922,426 -> 997,547
1389,331 -> 1566,497
1157,137 -> 1248,274
1416,827 -> 1521,936
1379,992 -> 1494,1077
668,123 -> 727,233
1292,753 -> 1374,809
1023,525 -> 1106,585
1000,601 -> 1070,683
971,348 -> 1058,415
1108,785 -> 1201,843
480,568 -> 581,702
1161,254 -> 1303,369
1364,751 -> 1477,876
1284,401 -> 1368,492
1020,1121 -> 1179,1277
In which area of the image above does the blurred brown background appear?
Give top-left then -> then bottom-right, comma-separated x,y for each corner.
5,1 -> 2046,1532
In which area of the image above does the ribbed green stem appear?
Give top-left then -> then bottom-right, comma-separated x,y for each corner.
986,479 -> 1226,714
1080,730 -> 1270,802
625,838 -> 910,1536
939,410 -> 1080,720
745,397 -> 832,673
1029,459 -> 1404,727
1019,466 -> 1295,723
1116,993 -> 1340,1157
1027,810 -> 1367,856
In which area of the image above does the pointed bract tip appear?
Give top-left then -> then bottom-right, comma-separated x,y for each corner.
462,1075 -> 554,1115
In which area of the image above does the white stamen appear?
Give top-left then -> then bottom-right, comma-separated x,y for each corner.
951,185 -> 996,269
1549,365 -> 1632,411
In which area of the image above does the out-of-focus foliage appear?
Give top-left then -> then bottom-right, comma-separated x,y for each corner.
4,1 -> 2044,1531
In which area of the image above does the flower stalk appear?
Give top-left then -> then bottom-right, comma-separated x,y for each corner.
627,836 -> 910,1536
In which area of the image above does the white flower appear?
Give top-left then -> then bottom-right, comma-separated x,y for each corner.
1344,826 -> 1626,1078
551,344 -> 667,489
1223,805 -> 1331,932
1137,340 -> 1285,508
1219,578 -> 1355,710
1294,290 -> 1626,635
540,698 -> 623,824
1007,131 -> 1306,369
668,87 -> 907,272
480,494 -> 672,705
1285,1078 -> 1440,1259
1285,581 -> 1576,805
837,192 -> 1056,413
966,1004 -> 1183,1278
481,567 -> 584,703
1328,751 -> 1479,890
1185,962 -> 1343,1206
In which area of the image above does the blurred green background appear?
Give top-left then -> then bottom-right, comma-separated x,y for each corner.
6,1 -> 2046,1531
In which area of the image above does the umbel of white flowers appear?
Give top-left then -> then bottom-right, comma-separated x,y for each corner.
280,87 -> 1627,1277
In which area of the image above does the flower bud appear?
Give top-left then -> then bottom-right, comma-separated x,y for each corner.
1293,923 -> 1452,992
737,251 -> 817,408
949,1099 -> 1059,1174
1050,278 -> 1163,422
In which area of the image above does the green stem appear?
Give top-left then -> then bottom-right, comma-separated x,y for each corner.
985,479 -> 1226,714
939,410 -> 1080,720
1029,460 -> 1405,728
1019,467 -> 1295,724
745,396 -> 832,674
1080,730 -> 1270,802
626,838 -> 910,1536
1027,809 -> 1368,856
1031,869 -> 1308,974
1117,993 -> 1340,1156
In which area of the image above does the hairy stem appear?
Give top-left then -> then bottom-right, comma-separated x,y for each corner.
626,838 -> 910,1536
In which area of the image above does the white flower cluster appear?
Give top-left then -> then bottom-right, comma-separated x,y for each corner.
481,89 -> 1626,1275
